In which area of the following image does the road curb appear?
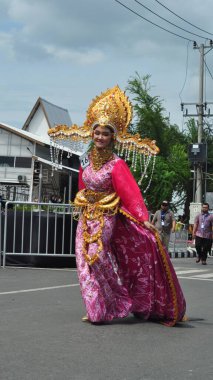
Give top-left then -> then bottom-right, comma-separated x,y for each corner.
169,249 -> 197,258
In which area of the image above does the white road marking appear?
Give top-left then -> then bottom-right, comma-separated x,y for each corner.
4,266 -> 77,272
175,266 -> 213,281
175,269 -> 208,275
191,273 -> 213,279
178,276 -> 213,282
0,283 -> 79,295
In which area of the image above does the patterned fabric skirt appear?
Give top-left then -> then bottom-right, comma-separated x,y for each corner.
75,213 -> 186,323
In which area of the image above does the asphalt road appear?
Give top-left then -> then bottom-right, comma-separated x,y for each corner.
0,258 -> 213,380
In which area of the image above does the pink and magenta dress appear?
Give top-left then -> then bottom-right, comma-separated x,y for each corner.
75,155 -> 186,325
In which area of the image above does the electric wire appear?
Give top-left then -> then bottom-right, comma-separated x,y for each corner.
179,41 -> 190,103
114,0 -> 213,136
114,0 -> 194,42
204,59 -> 213,81
133,0 -> 209,40
154,0 -> 213,37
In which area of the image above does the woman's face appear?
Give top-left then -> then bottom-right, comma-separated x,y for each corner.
93,125 -> 113,149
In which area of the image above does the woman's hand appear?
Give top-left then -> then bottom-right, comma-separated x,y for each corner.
143,221 -> 157,232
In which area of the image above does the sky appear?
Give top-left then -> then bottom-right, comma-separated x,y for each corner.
1,0 -> 213,132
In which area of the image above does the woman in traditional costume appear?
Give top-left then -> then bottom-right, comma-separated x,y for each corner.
48,86 -> 186,326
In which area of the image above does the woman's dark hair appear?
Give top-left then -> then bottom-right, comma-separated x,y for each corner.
93,124 -> 115,133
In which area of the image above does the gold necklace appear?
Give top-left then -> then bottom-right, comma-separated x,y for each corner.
90,146 -> 113,171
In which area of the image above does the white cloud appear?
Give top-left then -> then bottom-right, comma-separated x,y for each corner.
42,44 -> 105,64
0,0 -> 213,130
0,32 -> 15,59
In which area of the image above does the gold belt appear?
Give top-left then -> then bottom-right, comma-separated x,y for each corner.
74,189 -> 120,209
74,189 -> 120,265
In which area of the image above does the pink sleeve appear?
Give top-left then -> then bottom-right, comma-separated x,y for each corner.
112,159 -> 149,222
78,166 -> 86,190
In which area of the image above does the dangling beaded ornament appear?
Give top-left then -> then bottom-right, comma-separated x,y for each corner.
47,86 -> 160,190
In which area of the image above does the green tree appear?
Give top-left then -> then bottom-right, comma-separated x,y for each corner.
126,73 -> 191,213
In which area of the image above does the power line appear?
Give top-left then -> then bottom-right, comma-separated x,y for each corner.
204,59 -> 213,81
154,0 -> 213,37
114,0 -> 194,42
179,41 -> 190,102
133,0 -> 209,40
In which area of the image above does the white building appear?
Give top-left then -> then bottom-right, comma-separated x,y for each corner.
0,98 -> 82,203
22,97 -> 72,137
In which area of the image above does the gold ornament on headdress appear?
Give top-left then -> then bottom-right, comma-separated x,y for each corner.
48,85 -> 159,189
86,85 -> 132,134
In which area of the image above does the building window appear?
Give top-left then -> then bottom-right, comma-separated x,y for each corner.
15,157 -> 32,168
0,156 -> 14,167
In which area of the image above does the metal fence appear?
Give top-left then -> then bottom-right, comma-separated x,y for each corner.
0,201 -> 77,268
0,202 -> 191,267
0,203 -> 2,266
168,230 -> 188,253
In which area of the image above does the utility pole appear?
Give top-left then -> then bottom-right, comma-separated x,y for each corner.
196,43 -> 204,202
181,41 -> 213,203
197,44 -> 204,144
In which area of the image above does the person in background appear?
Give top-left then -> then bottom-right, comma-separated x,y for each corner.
152,200 -> 176,249
193,202 -> 213,265
175,215 -> 185,231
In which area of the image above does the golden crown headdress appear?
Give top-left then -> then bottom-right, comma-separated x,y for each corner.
48,86 -> 159,189
86,85 -> 132,134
